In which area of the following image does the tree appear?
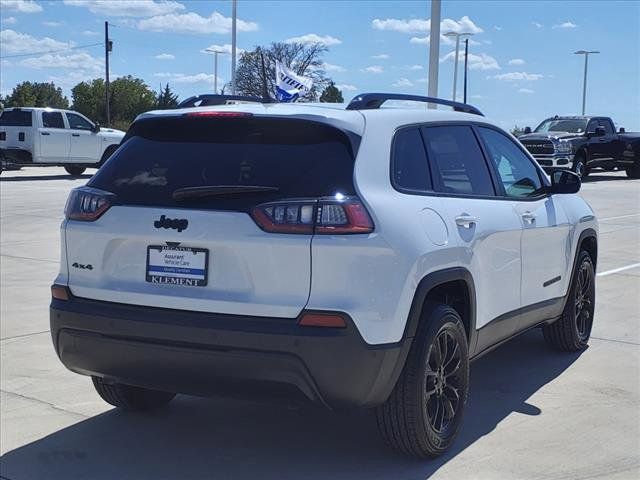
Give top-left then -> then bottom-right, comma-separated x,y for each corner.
72,76 -> 156,129
156,83 -> 179,109
232,42 -> 331,101
319,82 -> 343,103
4,81 -> 69,108
511,125 -> 525,137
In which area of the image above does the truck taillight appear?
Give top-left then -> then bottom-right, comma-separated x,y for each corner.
251,196 -> 374,235
65,186 -> 114,221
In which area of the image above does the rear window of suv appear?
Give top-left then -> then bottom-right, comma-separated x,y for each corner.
0,110 -> 33,127
89,115 -> 360,211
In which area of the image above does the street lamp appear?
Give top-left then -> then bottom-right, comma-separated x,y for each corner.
444,31 -> 473,102
204,47 -> 227,94
574,50 -> 600,115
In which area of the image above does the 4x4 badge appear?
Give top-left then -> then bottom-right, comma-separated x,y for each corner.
154,215 -> 188,232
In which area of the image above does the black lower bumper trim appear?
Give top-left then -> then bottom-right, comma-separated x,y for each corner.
50,296 -> 410,409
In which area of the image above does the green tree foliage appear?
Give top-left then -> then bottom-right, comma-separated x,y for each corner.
319,82 -> 343,103
156,83 -> 179,109
4,81 -> 69,109
72,76 -> 156,128
233,42 -> 331,101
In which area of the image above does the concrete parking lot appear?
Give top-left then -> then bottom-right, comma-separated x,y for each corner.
1,167 -> 638,480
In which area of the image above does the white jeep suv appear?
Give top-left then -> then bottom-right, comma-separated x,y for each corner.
50,93 -> 598,457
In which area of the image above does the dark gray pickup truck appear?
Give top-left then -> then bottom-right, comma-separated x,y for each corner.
519,116 -> 640,178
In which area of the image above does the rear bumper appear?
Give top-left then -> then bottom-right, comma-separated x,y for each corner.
50,295 -> 410,409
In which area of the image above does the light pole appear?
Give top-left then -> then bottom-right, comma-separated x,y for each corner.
231,0 -> 237,95
204,47 -> 226,94
574,50 -> 599,115
444,31 -> 473,102
427,0 -> 441,107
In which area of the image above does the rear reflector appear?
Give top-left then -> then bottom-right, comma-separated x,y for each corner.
251,196 -> 374,235
184,111 -> 253,118
298,312 -> 347,328
51,284 -> 70,301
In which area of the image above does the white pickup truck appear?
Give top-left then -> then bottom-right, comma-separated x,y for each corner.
0,107 -> 125,176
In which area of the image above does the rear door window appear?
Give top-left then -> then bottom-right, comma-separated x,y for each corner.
421,125 -> 495,196
391,127 -> 432,193
90,116 -> 359,211
42,112 -> 65,129
0,110 -> 32,127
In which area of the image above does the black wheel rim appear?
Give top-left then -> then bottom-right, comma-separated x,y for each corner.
575,161 -> 584,177
574,261 -> 594,341
424,329 -> 463,433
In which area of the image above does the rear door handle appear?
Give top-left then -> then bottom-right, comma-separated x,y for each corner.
455,215 -> 478,228
72,133 -> 80,137
522,212 -> 536,224
41,132 -> 50,136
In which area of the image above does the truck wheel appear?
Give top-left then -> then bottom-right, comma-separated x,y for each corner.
375,303 -> 469,457
543,250 -> 595,352
92,377 -> 175,411
572,154 -> 589,178
64,166 -> 86,176
625,164 -> 640,179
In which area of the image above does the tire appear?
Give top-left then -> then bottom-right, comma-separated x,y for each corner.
543,250 -> 595,352
572,154 -> 589,178
625,163 -> 640,179
92,377 -> 175,411
64,166 -> 86,176
376,303 -> 469,458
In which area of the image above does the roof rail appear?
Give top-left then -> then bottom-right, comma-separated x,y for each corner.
177,94 -> 275,109
346,93 -> 483,116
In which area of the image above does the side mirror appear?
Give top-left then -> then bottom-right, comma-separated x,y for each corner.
92,123 -> 101,133
589,126 -> 606,137
549,169 -> 581,194
523,126 -> 532,134
619,127 -> 626,133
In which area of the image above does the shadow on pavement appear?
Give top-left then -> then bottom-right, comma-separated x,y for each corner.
0,174 -> 92,182
0,330 -> 583,480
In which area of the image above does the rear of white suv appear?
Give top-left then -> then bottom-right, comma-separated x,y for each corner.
51,96 -> 598,458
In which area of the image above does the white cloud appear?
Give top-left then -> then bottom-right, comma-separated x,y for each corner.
470,94 -> 486,100
392,78 -> 414,88
0,0 -> 42,13
491,72 -> 544,81
285,33 -> 341,46
201,44 -> 245,57
335,84 -> 357,91
553,21 -> 578,29
493,25 -> 502,31
153,72 -> 222,85
441,51 -> 500,70
362,65 -> 383,74
62,0 -> 184,17
2,16 -> 18,24
42,21 -> 63,27
82,30 -> 99,35
20,51 -> 102,72
372,15 -> 483,35
408,64 -> 423,70
372,53 -> 390,59
532,22 -> 543,28
155,53 -> 174,60
508,58 -> 526,66
409,34 -> 455,46
138,11 -> 258,34
518,88 -> 535,94
0,29 -> 73,55
323,62 -> 346,72
416,77 -> 428,83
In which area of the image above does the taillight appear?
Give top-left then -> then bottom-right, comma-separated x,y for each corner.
65,186 -> 114,221
251,196 -> 374,235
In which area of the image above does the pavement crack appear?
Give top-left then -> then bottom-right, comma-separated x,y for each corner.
1,330 -> 50,342
1,389 -> 90,419
591,336 -> 640,346
0,254 -> 58,264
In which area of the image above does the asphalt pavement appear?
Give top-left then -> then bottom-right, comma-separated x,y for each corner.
1,167 -> 638,480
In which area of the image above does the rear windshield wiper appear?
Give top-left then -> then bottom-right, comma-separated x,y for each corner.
172,185 -> 279,201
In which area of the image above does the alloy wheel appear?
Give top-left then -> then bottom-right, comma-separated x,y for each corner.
574,260 -> 594,341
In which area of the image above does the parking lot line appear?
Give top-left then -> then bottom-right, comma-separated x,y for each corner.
597,262 -> 640,277
598,213 -> 640,221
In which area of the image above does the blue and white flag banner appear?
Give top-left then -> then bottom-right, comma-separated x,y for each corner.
275,61 -> 313,102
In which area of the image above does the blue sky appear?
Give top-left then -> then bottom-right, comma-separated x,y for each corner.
1,0 -> 638,130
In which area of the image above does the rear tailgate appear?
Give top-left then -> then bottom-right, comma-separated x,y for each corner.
0,109 -> 34,155
63,113 -> 360,318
